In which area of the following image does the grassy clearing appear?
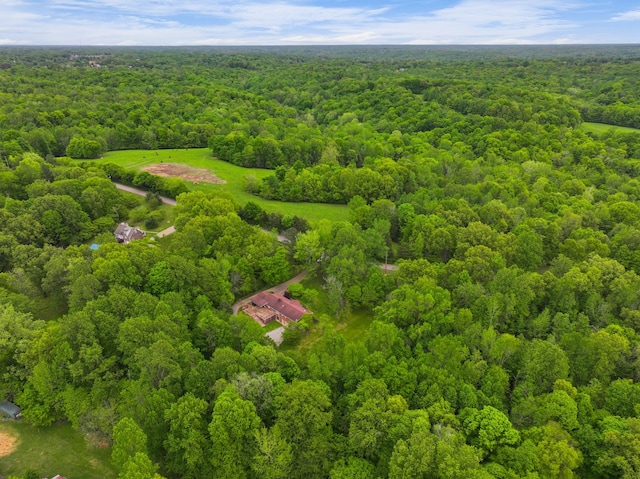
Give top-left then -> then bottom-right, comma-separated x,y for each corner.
127,204 -> 176,234
97,149 -> 349,224
581,122 -> 640,135
263,320 -> 284,333
0,422 -> 116,479
335,309 -> 374,342
280,275 -> 374,354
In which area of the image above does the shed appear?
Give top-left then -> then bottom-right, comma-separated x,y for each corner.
0,400 -> 21,419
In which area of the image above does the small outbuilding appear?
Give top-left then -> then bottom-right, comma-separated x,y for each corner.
114,223 -> 145,244
0,400 -> 21,419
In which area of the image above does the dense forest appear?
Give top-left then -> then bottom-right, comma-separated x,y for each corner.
3,46 -> 640,479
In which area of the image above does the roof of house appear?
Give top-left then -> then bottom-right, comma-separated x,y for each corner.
114,222 -> 130,235
114,223 -> 145,242
0,400 -> 21,417
243,304 -> 278,324
252,292 -> 310,321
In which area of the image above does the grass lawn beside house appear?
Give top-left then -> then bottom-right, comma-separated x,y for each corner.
280,275 -> 375,354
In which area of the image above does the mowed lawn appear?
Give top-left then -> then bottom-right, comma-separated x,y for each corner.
280,276 -> 375,355
0,422 -> 116,479
581,122 -> 640,135
97,149 -> 349,224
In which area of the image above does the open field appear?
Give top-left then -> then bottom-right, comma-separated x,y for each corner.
141,162 -> 225,184
581,122 -> 640,135
97,149 -> 349,224
0,422 -> 116,479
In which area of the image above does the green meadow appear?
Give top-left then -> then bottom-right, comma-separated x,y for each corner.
0,422 -> 116,479
581,121 -> 640,135
97,149 -> 349,224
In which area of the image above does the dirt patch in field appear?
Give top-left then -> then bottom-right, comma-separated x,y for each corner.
0,430 -> 18,458
141,163 -> 226,184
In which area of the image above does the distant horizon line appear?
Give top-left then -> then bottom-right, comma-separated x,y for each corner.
1,43 -> 640,48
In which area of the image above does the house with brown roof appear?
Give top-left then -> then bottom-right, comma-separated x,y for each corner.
248,292 -> 311,325
114,223 -> 145,244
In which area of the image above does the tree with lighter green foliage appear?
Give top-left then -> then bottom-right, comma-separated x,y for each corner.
209,387 -> 261,479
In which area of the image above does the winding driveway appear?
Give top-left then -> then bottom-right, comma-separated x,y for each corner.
113,182 -> 176,206
113,182 -> 399,269
114,182 -> 176,237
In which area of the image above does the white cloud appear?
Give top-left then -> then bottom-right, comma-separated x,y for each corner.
0,0 -> 618,45
280,31 -> 378,44
610,9 -> 640,21
228,4 -> 388,31
391,0 -> 578,43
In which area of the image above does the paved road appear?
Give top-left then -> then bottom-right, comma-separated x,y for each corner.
113,182 -> 400,271
232,270 -> 308,315
113,183 -> 176,206
114,182 -> 177,237
266,327 -> 285,346
157,226 -> 175,238
114,182 -> 292,243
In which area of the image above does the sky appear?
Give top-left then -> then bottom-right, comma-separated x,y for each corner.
1,1 -> 640,46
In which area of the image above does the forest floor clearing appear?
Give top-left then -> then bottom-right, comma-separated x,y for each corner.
141,162 -> 226,184
0,422 -> 116,479
100,149 -> 349,224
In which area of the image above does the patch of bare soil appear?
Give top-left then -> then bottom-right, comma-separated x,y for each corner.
0,430 -> 18,458
141,163 -> 226,184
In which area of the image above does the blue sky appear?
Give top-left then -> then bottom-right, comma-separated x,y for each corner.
1,1 -> 640,45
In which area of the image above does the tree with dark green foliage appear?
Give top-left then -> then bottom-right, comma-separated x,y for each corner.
66,137 -> 104,159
